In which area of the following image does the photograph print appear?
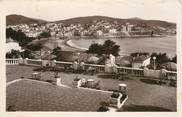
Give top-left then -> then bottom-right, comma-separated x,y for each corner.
5,0 -> 178,112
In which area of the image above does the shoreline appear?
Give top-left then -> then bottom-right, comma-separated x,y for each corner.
65,39 -> 88,51
68,34 -> 167,40
64,35 -> 165,52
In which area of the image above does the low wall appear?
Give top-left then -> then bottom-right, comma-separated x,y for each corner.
144,68 -> 177,79
117,66 -> 144,76
6,58 -> 177,79
144,69 -> 161,78
26,59 -> 42,66
6,59 -> 19,65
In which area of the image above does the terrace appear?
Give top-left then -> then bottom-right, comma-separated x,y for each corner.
6,65 -> 176,111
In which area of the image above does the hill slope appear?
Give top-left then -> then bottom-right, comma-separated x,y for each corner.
6,15 -> 176,29
56,15 -> 176,29
6,14 -> 47,25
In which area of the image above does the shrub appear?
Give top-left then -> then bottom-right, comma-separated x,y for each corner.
111,92 -> 120,98
73,77 -> 80,81
46,80 -> 54,83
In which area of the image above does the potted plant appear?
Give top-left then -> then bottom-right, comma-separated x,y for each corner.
109,92 -> 122,108
72,77 -> 82,88
97,101 -> 110,112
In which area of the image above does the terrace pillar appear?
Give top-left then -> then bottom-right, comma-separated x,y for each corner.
42,60 -> 49,67
51,60 -> 56,67
18,58 -> 23,64
56,77 -> 62,86
143,67 -> 149,77
23,58 -> 28,65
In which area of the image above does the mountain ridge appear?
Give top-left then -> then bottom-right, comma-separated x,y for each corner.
6,14 -> 48,25
6,14 -> 176,29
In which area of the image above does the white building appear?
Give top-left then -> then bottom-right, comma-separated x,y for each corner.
109,29 -> 117,34
96,30 -> 103,36
132,55 -> 151,68
121,25 -> 127,32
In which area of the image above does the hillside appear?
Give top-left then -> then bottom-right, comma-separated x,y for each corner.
6,14 -> 47,25
6,15 -> 176,29
56,15 -> 176,29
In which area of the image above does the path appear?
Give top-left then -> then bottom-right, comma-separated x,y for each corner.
6,79 -> 22,86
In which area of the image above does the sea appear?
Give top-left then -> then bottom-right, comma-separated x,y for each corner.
71,36 -> 176,58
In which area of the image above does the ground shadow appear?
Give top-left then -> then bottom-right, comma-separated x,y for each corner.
97,74 -> 133,80
121,104 -> 172,112
97,74 -> 114,79
140,78 -> 159,85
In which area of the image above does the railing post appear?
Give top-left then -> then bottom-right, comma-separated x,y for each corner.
42,60 -> 47,67
51,60 -> 56,67
18,58 -> 23,64
131,69 -> 134,75
24,58 -> 28,65
56,77 -> 62,86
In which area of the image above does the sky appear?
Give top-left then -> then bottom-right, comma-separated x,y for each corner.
1,0 -> 181,23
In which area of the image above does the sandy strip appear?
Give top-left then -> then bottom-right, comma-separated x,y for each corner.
66,39 -> 88,51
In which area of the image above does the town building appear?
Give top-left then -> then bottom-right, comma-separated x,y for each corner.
132,55 -> 151,68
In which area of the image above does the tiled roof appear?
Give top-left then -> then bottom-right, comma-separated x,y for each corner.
133,55 -> 150,63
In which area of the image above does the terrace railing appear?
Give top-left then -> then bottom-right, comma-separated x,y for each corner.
6,58 -> 177,79
117,66 -> 144,76
84,63 -> 105,73
6,59 -> 19,65
55,61 -> 72,68
26,59 -> 42,66
166,70 -> 177,80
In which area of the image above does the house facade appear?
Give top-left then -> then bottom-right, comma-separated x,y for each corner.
132,56 -> 151,68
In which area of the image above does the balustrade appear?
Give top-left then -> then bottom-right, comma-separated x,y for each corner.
6,58 -> 176,79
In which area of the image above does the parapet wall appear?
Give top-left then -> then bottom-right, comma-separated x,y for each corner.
6,58 -> 177,79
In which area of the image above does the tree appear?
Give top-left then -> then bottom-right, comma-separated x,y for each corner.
6,49 -> 21,58
26,43 -> 43,51
6,28 -> 32,47
87,40 -> 120,56
38,31 -> 51,38
102,40 -> 120,56
150,52 -> 170,68
6,49 -> 34,59
130,52 -> 149,57
6,28 -> 15,38
51,47 -> 62,60
171,55 -> 177,63
87,43 -> 103,55
20,50 -> 34,59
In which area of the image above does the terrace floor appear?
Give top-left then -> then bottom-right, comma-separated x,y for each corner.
6,65 -> 177,111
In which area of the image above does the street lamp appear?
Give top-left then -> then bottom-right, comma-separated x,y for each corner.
77,52 -> 80,62
153,56 -> 156,70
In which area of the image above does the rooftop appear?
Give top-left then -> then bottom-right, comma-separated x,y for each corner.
6,65 -> 176,111
7,80 -> 110,111
133,55 -> 150,63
